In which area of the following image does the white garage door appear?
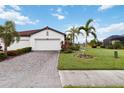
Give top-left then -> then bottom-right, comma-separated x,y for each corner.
34,39 -> 61,50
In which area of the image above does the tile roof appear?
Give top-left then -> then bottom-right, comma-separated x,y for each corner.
19,29 -> 40,36
104,35 -> 124,40
18,26 -> 65,36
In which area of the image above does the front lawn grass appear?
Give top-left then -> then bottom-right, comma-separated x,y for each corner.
58,48 -> 124,70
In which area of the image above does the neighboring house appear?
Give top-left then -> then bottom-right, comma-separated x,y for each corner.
0,26 -> 66,51
103,35 -> 124,47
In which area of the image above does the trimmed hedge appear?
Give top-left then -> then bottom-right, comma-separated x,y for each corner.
7,50 -> 19,56
7,47 -> 32,56
0,47 -> 31,61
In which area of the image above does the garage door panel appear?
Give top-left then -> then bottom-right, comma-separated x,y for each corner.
34,39 -> 61,50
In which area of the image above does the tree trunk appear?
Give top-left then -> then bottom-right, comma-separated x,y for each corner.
73,34 -> 75,45
83,36 -> 88,55
85,35 -> 88,48
4,44 -> 7,56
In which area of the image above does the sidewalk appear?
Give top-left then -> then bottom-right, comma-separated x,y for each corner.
59,70 -> 124,87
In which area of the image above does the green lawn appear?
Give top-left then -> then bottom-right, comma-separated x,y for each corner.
58,48 -> 124,70
64,85 -> 124,88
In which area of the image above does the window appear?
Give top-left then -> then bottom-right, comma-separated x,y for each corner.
46,31 -> 49,36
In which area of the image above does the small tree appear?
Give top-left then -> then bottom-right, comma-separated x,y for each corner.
97,41 -> 102,46
89,39 -> 97,48
66,26 -> 83,45
79,19 -> 97,49
0,21 -> 20,55
112,40 -> 123,49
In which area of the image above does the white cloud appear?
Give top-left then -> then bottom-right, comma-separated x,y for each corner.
56,7 -> 62,13
52,13 -> 65,20
0,5 -> 39,25
50,7 -> 62,13
51,7 -> 67,20
65,24 -> 80,31
94,22 -> 124,41
50,8 -> 54,11
97,22 -> 124,33
98,5 -> 114,11
10,5 -> 21,11
65,22 -> 124,42
0,5 -> 5,12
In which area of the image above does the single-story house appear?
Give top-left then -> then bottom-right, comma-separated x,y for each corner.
0,26 -> 66,51
103,35 -> 124,47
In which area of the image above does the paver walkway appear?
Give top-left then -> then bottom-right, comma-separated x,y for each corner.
0,51 -> 61,88
59,70 -> 124,87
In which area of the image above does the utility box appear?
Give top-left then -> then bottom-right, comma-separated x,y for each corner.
114,51 -> 118,58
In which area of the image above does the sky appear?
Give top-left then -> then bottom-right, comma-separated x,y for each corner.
0,5 -> 124,43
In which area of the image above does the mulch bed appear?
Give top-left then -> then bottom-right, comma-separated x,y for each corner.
77,54 -> 94,59
0,56 -> 15,62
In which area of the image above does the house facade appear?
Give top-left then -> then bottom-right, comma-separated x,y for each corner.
103,35 -> 124,47
0,26 -> 65,51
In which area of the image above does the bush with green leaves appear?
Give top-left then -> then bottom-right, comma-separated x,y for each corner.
0,53 -> 7,60
70,44 -> 80,51
63,49 -> 73,53
7,47 -> 32,56
106,44 -> 113,49
89,39 -> 97,48
7,50 -> 19,56
17,47 -> 32,54
112,40 -> 123,49
97,41 -> 103,46
100,45 -> 105,48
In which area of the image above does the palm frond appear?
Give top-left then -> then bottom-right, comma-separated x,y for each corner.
0,21 -> 20,47
79,26 -> 85,31
91,32 -> 97,39
74,34 -> 78,40
5,21 -> 16,32
86,19 -> 93,28
0,26 -> 4,32
89,26 -> 96,32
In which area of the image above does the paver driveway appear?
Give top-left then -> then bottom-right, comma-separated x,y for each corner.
0,51 -> 61,88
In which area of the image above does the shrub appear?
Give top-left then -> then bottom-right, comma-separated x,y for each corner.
97,41 -> 103,46
17,47 -> 32,54
63,49 -> 73,53
70,44 -> 80,51
24,47 -> 32,52
92,45 -> 97,48
61,39 -> 80,53
7,50 -> 19,56
0,53 -> 7,59
105,40 -> 123,49
112,40 -> 123,49
89,39 -> 97,48
7,47 -> 32,56
75,44 -> 80,50
106,44 -> 113,49
16,49 -> 24,54
0,45 -> 2,50
61,39 -> 73,51
100,45 -> 105,48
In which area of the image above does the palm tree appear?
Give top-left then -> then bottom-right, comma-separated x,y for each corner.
79,19 -> 97,48
66,26 -> 82,44
0,21 -> 20,55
